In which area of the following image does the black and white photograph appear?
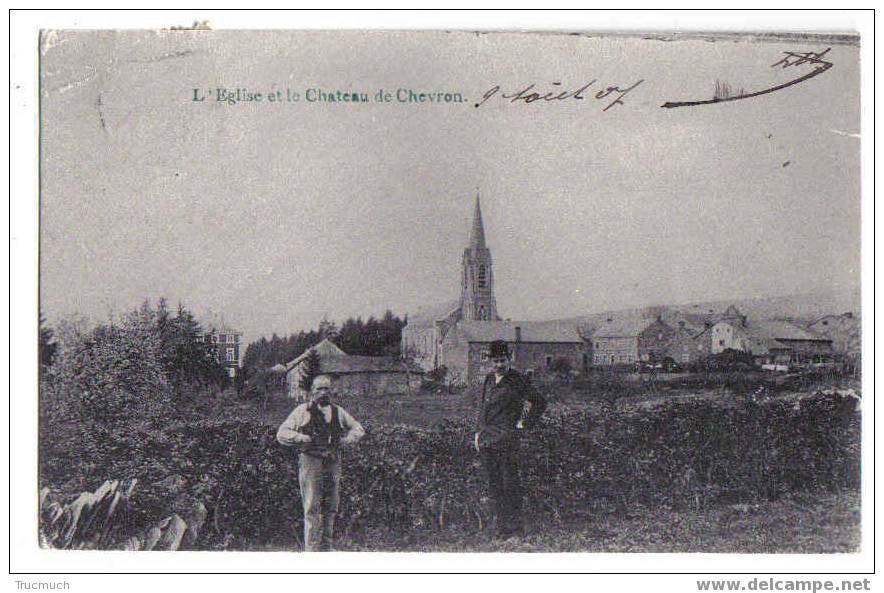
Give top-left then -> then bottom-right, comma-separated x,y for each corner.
11,10 -> 874,579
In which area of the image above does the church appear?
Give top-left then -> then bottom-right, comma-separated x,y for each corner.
401,196 -> 587,386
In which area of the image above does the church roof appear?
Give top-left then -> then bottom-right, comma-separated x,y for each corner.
457,320 -> 583,344
405,299 -> 461,327
469,194 -> 486,252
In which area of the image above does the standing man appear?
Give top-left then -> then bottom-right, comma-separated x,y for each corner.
474,339 -> 547,539
277,374 -> 365,552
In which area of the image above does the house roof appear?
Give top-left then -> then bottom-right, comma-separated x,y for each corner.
808,313 -> 860,330
806,314 -> 860,350
745,320 -> 831,342
457,320 -> 583,343
285,338 -> 423,375
666,313 -> 712,335
285,338 -> 346,371
593,317 -> 664,339
318,355 -> 422,375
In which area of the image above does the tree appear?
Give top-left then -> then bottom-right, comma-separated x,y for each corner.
159,302 -> 226,386
317,317 -> 338,341
39,311 -> 57,368
243,309 -> 407,375
299,348 -> 321,393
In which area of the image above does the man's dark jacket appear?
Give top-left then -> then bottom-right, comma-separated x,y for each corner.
476,369 -> 546,449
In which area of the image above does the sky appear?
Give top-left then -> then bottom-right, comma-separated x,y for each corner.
39,31 -> 861,344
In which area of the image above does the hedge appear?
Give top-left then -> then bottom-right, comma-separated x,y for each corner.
39,391 -> 860,550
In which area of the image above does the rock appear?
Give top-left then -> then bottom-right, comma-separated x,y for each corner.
155,514 -> 188,551
143,521 -> 164,551
120,536 -> 142,551
181,502 -> 208,549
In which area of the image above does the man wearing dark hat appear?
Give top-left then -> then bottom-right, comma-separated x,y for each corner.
474,339 -> 547,539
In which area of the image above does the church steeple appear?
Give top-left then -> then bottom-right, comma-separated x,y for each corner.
460,192 -> 499,322
469,194 -> 486,251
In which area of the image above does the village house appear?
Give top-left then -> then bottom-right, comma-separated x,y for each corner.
710,318 -> 833,365
198,325 -> 243,378
665,325 -> 712,365
285,338 -> 423,400
591,317 -> 677,366
807,313 -> 861,363
659,304 -> 747,364
441,320 -> 586,386
401,195 -> 587,386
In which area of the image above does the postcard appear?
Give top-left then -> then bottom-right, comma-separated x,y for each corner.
31,26 -> 865,570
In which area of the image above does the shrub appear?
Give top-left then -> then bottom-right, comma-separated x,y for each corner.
40,390 -> 860,550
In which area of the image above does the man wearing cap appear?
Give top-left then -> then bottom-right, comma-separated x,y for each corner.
277,374 -> 365,552
474,339 -> 547,539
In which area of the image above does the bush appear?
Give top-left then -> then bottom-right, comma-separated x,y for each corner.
40,389 -> 860,550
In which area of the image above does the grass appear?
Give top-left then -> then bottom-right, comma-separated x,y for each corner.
218,371 -> 861,431
209,386 -> 481,429
309,490 -> 860,553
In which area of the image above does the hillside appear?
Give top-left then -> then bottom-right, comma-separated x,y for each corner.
555,288 -> 861,335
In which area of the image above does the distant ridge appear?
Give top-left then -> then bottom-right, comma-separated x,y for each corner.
553,288 -> 861,335
408,288 -> 861,335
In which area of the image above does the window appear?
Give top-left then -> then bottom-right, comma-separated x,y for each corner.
478,305 -> 486,320
719,340 -> 725,347
477,265 -> 487,288
226,334 -> 235,344
226,348 -> 236,362
545,355 -> 552,367
595,342 -> 600,349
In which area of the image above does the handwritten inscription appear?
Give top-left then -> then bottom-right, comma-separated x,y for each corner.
661,48 -> 833,109
474,80 -> 644,112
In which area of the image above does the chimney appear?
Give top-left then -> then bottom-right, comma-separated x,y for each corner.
515,326 -> 522,342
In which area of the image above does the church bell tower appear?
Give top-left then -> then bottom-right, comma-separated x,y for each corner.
460,194 -> 499,321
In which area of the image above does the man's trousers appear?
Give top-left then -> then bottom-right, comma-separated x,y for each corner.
480,440 -> 524,537
298,452 -> 341,551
